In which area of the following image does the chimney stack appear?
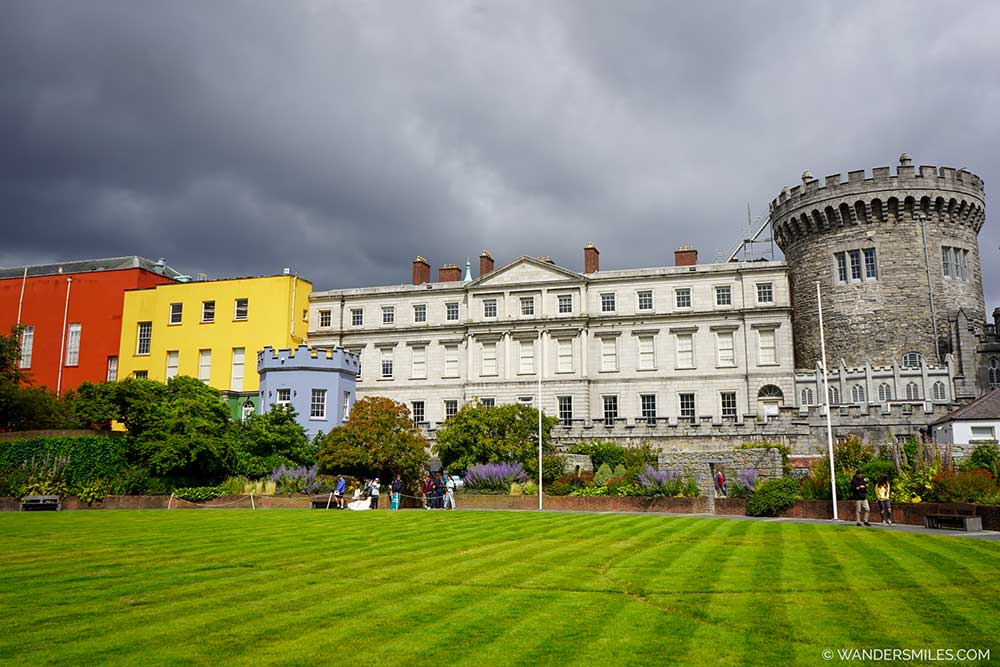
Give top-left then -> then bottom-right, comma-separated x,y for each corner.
479,250 -> 494,277
439,264 -> 461,282
583,243 -> 599,274
412,256 -> 430,285
674,246 -> 698,267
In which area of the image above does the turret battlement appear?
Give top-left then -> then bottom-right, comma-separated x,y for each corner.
257,344 -> 359,373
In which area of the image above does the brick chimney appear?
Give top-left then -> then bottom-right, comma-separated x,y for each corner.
439,264 -> 461,282
480,250 -> 494,277
412,256 -> 430,285
583,243 -> 599,274
674,246 -> 698,267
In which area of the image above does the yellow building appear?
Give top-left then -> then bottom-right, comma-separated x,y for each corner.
118,274 -> 312,418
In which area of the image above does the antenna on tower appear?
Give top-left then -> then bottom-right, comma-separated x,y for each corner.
726,203 -> 775,263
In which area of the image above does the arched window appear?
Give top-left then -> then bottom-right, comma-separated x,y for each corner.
905,382 -> 920,400
758,385 -> 784,400
851,384 -> 866,403
932,381 -> 947,401
990,357 -> 1000,389
800,387 -> 814,405
902,352 -> 923,369
878,383 -> 892,402
828,386 -> 840,405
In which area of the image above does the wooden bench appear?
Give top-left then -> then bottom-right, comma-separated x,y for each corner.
923,514 -> 982,531
21,495 -> 61,511
310,495 -> 339,509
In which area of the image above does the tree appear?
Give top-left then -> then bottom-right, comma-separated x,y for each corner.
0,326 -> 72,431
234,404 -> 313,478
432,401 -> 558,474
317,396 -> 429,481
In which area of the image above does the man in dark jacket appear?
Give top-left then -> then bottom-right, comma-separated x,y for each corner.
851,471 -> 870,526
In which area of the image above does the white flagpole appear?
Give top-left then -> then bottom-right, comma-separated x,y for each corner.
817,282 -> 839,520
538,330 -> 543,511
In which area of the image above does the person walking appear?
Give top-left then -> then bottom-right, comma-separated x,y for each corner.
369,477 -> 380,510
444,475 -> 457,510
334,475 -> 346,509
390,475 -> 402,510
715,469 -> 727,499
851,471 -> 870,526
875,475 -> 892,525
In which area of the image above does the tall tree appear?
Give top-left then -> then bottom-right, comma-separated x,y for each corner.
433,402 -> 557,474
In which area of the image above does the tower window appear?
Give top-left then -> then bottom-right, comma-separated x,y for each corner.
901,352 -> 923,369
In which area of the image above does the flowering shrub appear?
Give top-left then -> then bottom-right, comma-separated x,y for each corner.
463,462 -> 527,492
927,469 -> 997,504
738,468 -> 758,489
637,466 -> 698,498
271,464 -> 323,495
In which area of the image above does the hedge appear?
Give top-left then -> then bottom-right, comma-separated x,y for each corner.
0,436 -> 128,488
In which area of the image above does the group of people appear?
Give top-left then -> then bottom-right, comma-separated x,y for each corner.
851,472 -> 893,526
329,474 -> 406,511
420,474 -> 456,510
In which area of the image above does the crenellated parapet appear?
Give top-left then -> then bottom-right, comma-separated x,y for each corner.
257,344 -> 360,374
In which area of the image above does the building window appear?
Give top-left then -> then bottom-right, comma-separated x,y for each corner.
878,383 -> 892,402
165,351 -> 179,379
640,394 -> 657,424
638,335 -> 656,370
962,249 -> 971,282
678,393 -> 695,420
757,329 -> 776,365
231,348 -> 245,391
381,349 -> 394,379
989,357 -> 1000,389
675,333 -> 694,369
942,247 -> 971,282
413,304 -> 426,323
675,288 -> 691,309
318,309 -> 331,327
342,392 -> 351,421
520,297 -> 534,316
835,253 -> 848,283
800,387 -> 814,405
382,306 -> 395,324
828,385 -> 840,405
715,286 -> 732,306
756,283 -> 773,304
106,356 -> 118,382
168,303 -> 182,325
971,426 -> 996,441
902,352 -> 922,369
558,294 -> 573,314
905,382 -> 920,400
483,299 -> 497,318
600,337 -> 618,372
444,400 -> 459,420
412,401 -> 425,424
276,388 -> 291,406
716,331 -> 735,367
721,392 -> 737,418
64,323 -> 81,366
558,396 -> 573,425
601,293 -> 616,313
519,340 -> 535,374
19,325 -> 34,368
198,350 -> 211,384
557,338 -> 573,373
637,290 -> 653,312
136,322 -> 152,355
942,247 -> 952,278
351,309 -> 364,326
849,250 -> 862,281
234,298 -> 249,321
863,248 -> 878,279
311,389 -> 327,419
851,384 -> 866,403
411,346 -> 426,379
202,301 -> 215,323
444,345 -> 459,377
602,395 -> 618,425
481,342 -> 497,376
480,398 -> 495,408
446,302 -> 460,321
932,381 -> 947,401
133,370 -> 148,379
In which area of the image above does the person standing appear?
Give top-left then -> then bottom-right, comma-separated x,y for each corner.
851,471 -> 870,526
369,477 -> 380,510
715,469 -> 727,499
421,476 -> 433,510
334,475 -> 346,509
390,475 -> 402,510
875,475 -> 892,525
444,475 -> 457,510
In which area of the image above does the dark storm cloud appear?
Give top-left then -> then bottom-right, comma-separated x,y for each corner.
1,1 -> 998,309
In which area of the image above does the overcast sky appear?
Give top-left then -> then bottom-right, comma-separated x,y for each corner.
2,1 -> 998,308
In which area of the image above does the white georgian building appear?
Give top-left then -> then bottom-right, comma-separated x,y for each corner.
307,247 -> 796,438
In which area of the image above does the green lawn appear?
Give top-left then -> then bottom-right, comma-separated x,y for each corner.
1,511 -> 997,666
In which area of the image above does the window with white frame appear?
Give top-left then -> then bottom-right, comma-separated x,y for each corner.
234,298 -> 248,321
905,382 -> 920,400
198,349 -> 211,384
136,322 -> 152,355
165,351 -> 179,379
318,309 -> 331,327
835,253 -> 848,283
105,356 -> 117,382
675,288 -> 691,309
481,342 -> 497,376
444,344 -> 459,377
902,352 -> 922,369
444,399 -> 458,420
133,370 -> 148,379
678,393 -> 695,420
878,383 -> 892,402
828,385 -> 840,405
863,248 -> 878,279
558,294 -> 573,314
413,304 -> 427,323
756,283 -> 773,304
637,290 -> 653,312
411,346 -> 426,379
637,335 -> 655,370
351,308 -> 364,326
479,398 -> 495,408
276,388 -> 291,406
231,348 -> 245,391
483,299 -> 497,318
65,323 -> 81,366
202,301 -> 215,323
942,247 -> 971,282
446,302 -> 459,321
602,395 -> 618,425
342,391 -> 351,421
675,333 -> 694,369
520,297 -> 534,316
932,381 -> 947,401
757,329 -> 777,365
640,394 -> 657,424
715,286 -> 732,306
849,250 -> 862,281
411,400 -> 425,424
721,392 -> 737,418
600,337 -> 618,372
800,387 -> 814,405
601,293 -> 616,313
311,389 -> 327,419
382,306 -> 395,324
519,340 -> 535,374
169,303 -> 183,325
716,331 -> 735,367
990,357 -> 1000,389
558,396 -> 573,425
851,384 -> 866,403
557,338 -> 573,373
19,325 -> 33,368
380,348 -> 394,379
971,426 -> 996,441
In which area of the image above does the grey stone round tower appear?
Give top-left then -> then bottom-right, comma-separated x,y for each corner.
770,154 -> 986,370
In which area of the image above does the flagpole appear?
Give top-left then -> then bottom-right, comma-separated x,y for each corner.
817,281 -> 839,520
538,329 -> 543,511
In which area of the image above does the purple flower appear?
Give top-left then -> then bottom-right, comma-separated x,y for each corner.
464,462 -> 527,491
738,468 -> 758,488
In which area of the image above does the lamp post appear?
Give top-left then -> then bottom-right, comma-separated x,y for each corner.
538,329 -> 543,511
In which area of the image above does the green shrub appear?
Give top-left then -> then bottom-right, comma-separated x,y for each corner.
522,481 -> 537,496
746,477 -> 799,517
594,463 -> 614,486
509,482 -> 523,496
221,476 -> 252,496
546,481 -> 571,496
173,486 -> 227,501
727,482 -> 750,498
525,454 -> 566,485
891,468 -> 938,503
623,443 -> 658,473
927,469 -> 997,504
75,479 -> 113,504
612,464 -> 627,478
568,441 -> 625,470
962,442 -> 999,477
0,436 -> 128,489
571,484 -> 609,497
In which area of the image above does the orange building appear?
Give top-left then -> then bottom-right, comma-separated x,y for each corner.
0,257 -> 180,393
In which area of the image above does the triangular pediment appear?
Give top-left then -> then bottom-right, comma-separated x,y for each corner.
471,256 -> 583,288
